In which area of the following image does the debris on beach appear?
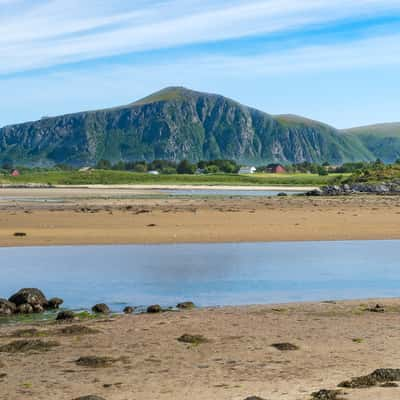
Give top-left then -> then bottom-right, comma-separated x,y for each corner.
0,339 -> 59,353
271,342 -> 299,351
177,334 -> 209,345
339,368 -> 400,388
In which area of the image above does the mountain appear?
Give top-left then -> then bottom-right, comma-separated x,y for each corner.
344,123 -> 400,163
0,87 -> 398,166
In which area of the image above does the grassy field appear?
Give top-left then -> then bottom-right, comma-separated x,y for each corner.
0,170 -> 349,186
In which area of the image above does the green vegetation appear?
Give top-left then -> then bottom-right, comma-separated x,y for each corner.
0,169 -> 348,186
346,162 -> 400,184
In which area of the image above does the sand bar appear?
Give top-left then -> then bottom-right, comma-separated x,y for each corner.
0,188 -> 399,247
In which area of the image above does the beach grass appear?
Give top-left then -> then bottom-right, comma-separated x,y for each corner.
0,170 -> 349,186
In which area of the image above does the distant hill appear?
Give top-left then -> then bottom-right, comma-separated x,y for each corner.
0,86 -> 398,166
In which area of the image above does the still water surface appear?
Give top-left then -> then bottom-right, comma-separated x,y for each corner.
0,241 -> 398,311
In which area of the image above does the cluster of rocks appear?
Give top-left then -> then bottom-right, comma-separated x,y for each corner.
307,181 -> 400,196
0,288 -> 197,320
0,288 -> 63,316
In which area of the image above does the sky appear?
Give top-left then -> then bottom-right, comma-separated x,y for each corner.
1,0 -> 400,128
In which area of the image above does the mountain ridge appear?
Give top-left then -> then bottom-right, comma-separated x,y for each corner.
0,87 -> 398,166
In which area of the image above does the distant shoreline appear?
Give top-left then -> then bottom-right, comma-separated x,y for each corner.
0,191 -> 399,247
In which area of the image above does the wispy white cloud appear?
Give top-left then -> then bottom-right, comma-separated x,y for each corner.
1,0 -> 400,74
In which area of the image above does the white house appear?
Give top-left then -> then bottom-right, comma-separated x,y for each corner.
238,166 -> 257,174
147,170 -> 160,175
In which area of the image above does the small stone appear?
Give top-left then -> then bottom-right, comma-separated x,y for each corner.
17,304 -> 34,314
92,304 -> 110,314
0,299 -> 16,315
56,310 -> 75,321
47,297 -> 64,309
147,304 -> 162,313
73,396 -> 106,400
271,342 -> 299,351
176,301 -> 195,310
32,304 -> 44,313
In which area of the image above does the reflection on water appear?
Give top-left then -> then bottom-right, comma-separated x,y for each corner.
0,241 -> 399,311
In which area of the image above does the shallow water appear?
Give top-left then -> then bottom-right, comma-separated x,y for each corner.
163,189 -> 303,196
0,241 -> 399,312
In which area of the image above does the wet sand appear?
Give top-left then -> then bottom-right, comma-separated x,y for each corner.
1,299 -> 400,400
0,187 -> 399,246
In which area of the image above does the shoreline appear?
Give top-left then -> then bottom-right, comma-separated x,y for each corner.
1,298 -> 400,399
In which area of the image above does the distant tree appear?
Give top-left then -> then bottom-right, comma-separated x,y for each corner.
177,160 -> 195,174
96,159 -> 112,170
317,166 -> 329,176
133,163 -> 147,173
205,165 -> 219,174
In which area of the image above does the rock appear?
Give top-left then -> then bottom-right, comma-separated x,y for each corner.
56,310 -> 75,321
0,339 -> 59,353
147,304 -> 162,313
306,189 -> 323,196
311,389 -> 343,399
176,301 -> 195,310
367,304 -> 385,313
47,297 -> 64,309
177,334 -> 208,344
243,397 -> 266,400
339,368 -> 400,388
17,304 -> 34,314
91,303 -> 110,314
76,356 -> 117,368
9,288 -> 48,307
271,342 -> 299,351
32,304 -> 44,313
73,396 -> 106,400
0,299 -> 16,315
123,306 -> 134,314
277,192 -> 288,197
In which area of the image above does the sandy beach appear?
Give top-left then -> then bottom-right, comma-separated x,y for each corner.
1,299 -> 400,400
0,187 -> 399,246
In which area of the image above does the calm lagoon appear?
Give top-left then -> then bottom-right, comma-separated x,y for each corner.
0,241 -> 399,312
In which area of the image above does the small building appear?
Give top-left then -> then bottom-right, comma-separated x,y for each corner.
266,164 -> 286,174
147,170 -> 160,175
10,169 -> 20,177
79,167 -> 92,172
238,166 -> 257,174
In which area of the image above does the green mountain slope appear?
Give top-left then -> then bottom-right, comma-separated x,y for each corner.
0,87 -> 394,166
345,123 -> 400,162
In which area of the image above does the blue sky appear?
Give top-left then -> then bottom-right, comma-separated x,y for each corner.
1,0 -> 400,128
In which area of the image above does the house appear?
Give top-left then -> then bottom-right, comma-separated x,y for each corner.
238,166 -> 257,174
10,169 -> 20,177
79,167 -> 92,172
266,164 -> 286,174
147,170 -> 160,175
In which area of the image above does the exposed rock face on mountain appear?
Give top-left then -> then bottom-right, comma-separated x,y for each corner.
0,87 -> 398,166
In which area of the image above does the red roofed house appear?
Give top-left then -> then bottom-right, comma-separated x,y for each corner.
11,169 -> 20,177
267,164 -> 286,174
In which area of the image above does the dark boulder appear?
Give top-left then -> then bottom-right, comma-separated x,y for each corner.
17,304 -> 34,314
32,304 -> 44,313
56,310 -> 75,321
9,288 -> 48,307
73,396 -> 106,400
177,301 -> 195,310
91,304 -> 110,314
123,306 -> 134,314
0,299 -> 16,316
243,397 -> 267,400
147,304 -> 162,313
47,297 -> 64,309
